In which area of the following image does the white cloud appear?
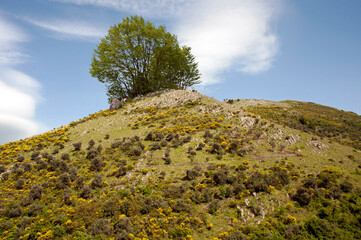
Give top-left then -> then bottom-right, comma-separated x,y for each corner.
176,0 -> 280,84
55,0 -> 281,84
54,0 -> 192,17
24,18 -> 107,41
0,15 -> 41,144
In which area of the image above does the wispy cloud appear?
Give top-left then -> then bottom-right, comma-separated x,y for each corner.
24,18 -> 107,41
54,0 -> 191,17
55,0 -> 281,84
0,15 -> 41,144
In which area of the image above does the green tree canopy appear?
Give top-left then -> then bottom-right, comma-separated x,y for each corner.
90,16 -> 201,101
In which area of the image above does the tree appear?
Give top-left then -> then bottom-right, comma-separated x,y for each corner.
90,15 -> 201,101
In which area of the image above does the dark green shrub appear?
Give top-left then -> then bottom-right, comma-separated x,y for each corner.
16,155 -> 25,162
204,130 -> 213,138
160,140 -> 168,147
208,199 -> 221,214
317,171 -> 337,189
18,216 -> 31,230
57,173 -> 71,189
29,185 -> 43,200
31,151 -> 40,160
103,199 -> 120,217
225,231 -> 248,240
28,203 -> 43,216
141,197 -> 168,214
36,160 -> 47,170
62,188 -> 72,205
75,176 -> 85,190
86,148 -> 98,159
80,185 -> 91,199
22,163 -> 32,171
0,164 -> 6,174
105,134 -> 110,139
52,148 -> 59,155
8,204 -> 22,218
111,140 -> 122,148
90,157 -> 105,171
181,135 -> 192,144
15,178 -> 25,189
150,142 -> 161,151
116,166 -> 127,177
87,139 -> 96,150
303,176 -> 317,188
73,142 -> 82,151
166,132 -> 175,141
173,199 -> 191,213
292,187 -> 312,206
90,174 -> 103,189
340,181 -> 353,193
328,186 -> 342,199
145,132 -> 154,141
129,147 -> 142,156
154,132 -> 164,141
52,225 -> 66,238
114,217 -> 132,235
69,167 -> 78,181
245,171 -> 267,192
213,169 -> 228,185
88,219 -> 114,237
1,172 -> 10,180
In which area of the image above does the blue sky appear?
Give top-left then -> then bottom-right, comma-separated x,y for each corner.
0,0 -> 360,144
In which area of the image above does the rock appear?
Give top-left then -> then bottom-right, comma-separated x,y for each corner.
109,98 -> 122,111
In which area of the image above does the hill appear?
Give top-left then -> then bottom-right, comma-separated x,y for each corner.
1,90 -> 361,240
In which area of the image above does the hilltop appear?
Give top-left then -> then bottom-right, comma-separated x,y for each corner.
1,90 -> 361,240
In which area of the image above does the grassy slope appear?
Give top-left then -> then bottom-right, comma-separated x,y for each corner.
0,90 -> 361,240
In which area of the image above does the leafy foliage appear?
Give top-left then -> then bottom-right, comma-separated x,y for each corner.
90,15 -> 200,101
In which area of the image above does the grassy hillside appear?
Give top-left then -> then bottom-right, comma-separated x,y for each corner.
1,90 -> 361,240
231,99 -> 361,150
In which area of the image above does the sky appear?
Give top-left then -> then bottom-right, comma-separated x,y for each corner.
0,0 -> 360,144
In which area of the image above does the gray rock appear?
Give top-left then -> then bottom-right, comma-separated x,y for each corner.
109,98 -> 122,111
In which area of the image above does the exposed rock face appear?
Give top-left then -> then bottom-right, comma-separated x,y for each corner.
109,98 -> 122,111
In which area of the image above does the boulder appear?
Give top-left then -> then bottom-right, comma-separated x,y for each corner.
109,98 -> 122,111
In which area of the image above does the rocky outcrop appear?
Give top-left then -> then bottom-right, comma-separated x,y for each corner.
109,98 -> 122,111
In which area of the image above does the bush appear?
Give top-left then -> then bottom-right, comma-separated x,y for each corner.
340,181 -> 353,193
245,171 -> 268,193
80,185 -> 91,199
88,219 -> 114,237
15,178 -> 25,189
8,204 -> 22,218
166,132 -> 175,141
62,188 -> 72,205
145,132 -> 154,141
213,169 -> 228,185
87,139 -> 96,150
150,142 -> 161,151
29,185 -> 43,200
22,163 -> 32,171
116,166 -> 127,177
31,151 -> 40,160
105,134 -> 110,139
16,155 -> 25,162
114,217 -> 132,235
90,157 -> 105,171
86,148 -> 98,159
173,199 -> 191,213
111,140 -> 122,148
204,130 -> 213,138
292,187 -> 312,206
208,199 -> 221,214
129,147 -> 142,156
52,225 -> 66,238
73,142 -> 82,151
0,164 -> 6,174
61,153 -> 70,160
90,174 -> 103,189
18,216 -> 31,230
57,173 -> 71,189
28,203 -> 43,216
